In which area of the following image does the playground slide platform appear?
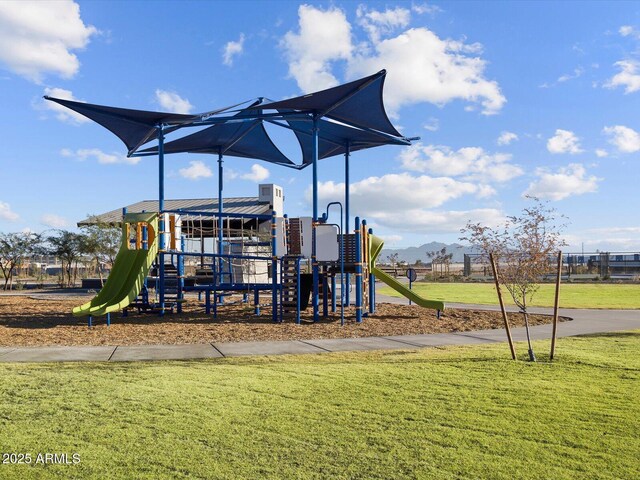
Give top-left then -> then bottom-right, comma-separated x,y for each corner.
73,213 -> 159,317
371,267 -> 445,311
369,234 -> 445,312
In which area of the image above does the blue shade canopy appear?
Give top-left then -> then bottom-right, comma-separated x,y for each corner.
43,97 -> 245,155
138,116 -> 296,166
272,116 -> 407,167
256,70 -> 402,138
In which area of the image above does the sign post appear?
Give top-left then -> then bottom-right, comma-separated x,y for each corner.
406,268 -> 417,305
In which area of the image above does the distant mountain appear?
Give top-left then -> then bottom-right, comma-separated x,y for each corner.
379,242 -> 477,264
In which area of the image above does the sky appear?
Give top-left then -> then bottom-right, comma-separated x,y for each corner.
0,0 -> 639,252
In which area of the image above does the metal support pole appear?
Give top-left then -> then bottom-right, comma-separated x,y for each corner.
254,289 -> 260,316
177,236 -> 185,313
157,124 -> 166,316
368,227 -> 375,315
355,216 -> 362,323
312,115 -> 320,322
217,150 -> 224,285
322,269 -> 328,317
271,210 -> 279,323
344,140 -> 350,306
295,258 -> 301,325
331,274 -> 336,313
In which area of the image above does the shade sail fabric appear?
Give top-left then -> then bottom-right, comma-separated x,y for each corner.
138,108 -> 296,167
277,116 -> 407,166
45,70 -> 409,168
43,97 -> 253,155
44,96 -> 199,154
256,70 -> 402,138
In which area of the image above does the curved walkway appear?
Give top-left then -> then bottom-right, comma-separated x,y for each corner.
1,294 -> 638,362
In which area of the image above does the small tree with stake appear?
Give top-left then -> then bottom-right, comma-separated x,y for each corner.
461,197 -> 566,361
0,232 -> 42,290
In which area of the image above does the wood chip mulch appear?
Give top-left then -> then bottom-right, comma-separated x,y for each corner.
0,294 -> 569,347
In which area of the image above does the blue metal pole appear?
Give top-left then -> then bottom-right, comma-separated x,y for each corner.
218,149 -> 224,285
344,140 -> 350,307
312,115 -> 320,322
355,216 -> 362,323
157,125 -> 165,316
254,288 -> 260,315
296,257 -> 301,325
271,210 -> 279,322
331,275 -> 336,313
368,227 -> 375,315
177,236 -> 185,313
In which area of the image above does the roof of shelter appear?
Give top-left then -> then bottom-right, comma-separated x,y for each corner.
137,102 -> 295,166
78,197 -> 270,226
256,70 -> 402,138
46,69 -> 412,169
42,97 -> 248,155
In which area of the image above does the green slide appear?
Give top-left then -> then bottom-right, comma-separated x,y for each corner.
369,234 -> 445,312
73,213 -> 159,317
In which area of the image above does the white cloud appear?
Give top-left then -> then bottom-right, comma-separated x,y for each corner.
356,5 -> 411,43
605,60 -> 640,94
61,148 -> 140,165
576,226 -> 640,251
423,117 -> 439,131
371,208 -> 504,233
595,149 -> 608,158
179,160 -> 213,180
497,131 -> 518,145
310,173 -> 479,211
379,234 -> 403,245
281,5 -> 353,92
524,163 -> 599,201
40,214 -> 68,228
306,173 -> 504,233
240,164 -> 270,182
281,5 -> 505,115
0,0 -> 97,83
222,33 -> 245,66
154,89 -> 193,114
411,3 -> 443,15
0,201 -> 19,221
558,67 -> 584,83
546,129 -> 583,154
619,25 -> 635,37
398,143 -> 523,184
347,28 -> 505,115
41,87 -> 89,124
603,125 -> 640,153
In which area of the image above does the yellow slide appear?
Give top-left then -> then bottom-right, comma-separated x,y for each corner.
73,213 -> 159,317
369,234 -> 445,312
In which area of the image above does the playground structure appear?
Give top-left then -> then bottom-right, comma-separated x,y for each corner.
47,70 -> 446,325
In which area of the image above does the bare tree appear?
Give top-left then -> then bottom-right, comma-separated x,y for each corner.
386,253 -> 400,276
0,232 -> 42,290
427,247 -> 453,276
81,219 -> 121,286
460,197 -> 567,361
47,230 -> 85,288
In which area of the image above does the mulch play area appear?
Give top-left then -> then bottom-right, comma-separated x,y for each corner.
0,293 -> 568,347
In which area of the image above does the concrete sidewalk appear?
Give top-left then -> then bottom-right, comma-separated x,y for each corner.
1,303 -> 638,363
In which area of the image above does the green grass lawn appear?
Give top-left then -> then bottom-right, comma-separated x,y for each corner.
1,333 -> 639,479
379,282 -> 640,309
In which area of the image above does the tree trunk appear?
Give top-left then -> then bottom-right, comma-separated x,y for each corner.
97,257 -> 104,287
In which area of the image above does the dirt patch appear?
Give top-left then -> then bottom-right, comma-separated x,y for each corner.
0,294 -> 569,347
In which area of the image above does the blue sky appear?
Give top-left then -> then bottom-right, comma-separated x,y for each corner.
1,1 -> 639,251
